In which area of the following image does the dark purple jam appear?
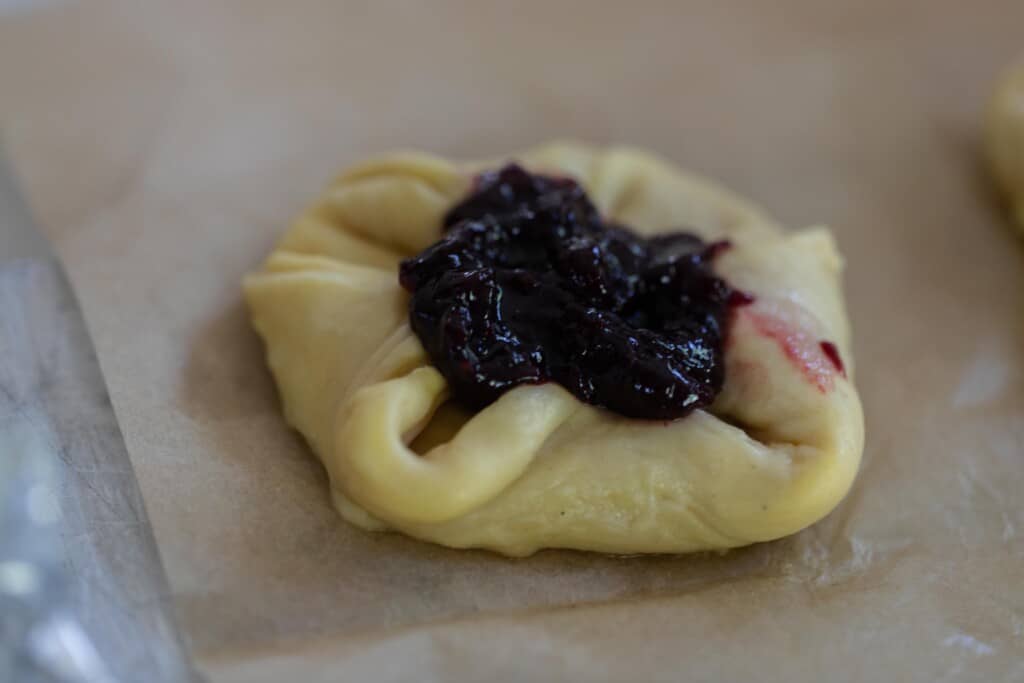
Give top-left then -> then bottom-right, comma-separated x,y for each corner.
819,341 -> 846,377
398,164 -> 738,420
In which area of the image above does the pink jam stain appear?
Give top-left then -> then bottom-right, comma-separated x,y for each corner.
744,310 -> 841,393
723,290 -> 755,351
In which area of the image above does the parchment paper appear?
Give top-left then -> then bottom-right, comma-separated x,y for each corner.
2,1 -> 1023,680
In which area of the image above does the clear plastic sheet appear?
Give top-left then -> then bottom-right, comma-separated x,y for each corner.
1,1 -> 1022,680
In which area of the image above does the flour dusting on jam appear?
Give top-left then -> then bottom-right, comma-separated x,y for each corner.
399,164 -> 743,420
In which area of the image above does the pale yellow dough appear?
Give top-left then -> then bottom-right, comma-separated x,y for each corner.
244,143 -> 864,556
986,61 -> 1024,231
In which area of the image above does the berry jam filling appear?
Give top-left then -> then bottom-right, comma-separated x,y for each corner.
399,164 -> 741,420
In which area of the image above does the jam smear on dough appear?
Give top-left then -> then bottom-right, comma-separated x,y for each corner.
742,310 -> 845,393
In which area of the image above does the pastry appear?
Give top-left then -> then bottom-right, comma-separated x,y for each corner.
986,60 -> 1024,231
244,142 -> 864,556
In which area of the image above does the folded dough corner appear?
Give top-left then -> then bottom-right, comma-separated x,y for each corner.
243,142 -> 865,556
986,61 -> 1024,232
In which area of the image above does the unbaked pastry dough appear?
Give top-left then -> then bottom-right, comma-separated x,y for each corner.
986,60 -> 1024,231
244,143 -> 864,556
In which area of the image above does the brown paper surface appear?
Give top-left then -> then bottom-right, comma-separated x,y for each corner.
3,1 -> 1023,680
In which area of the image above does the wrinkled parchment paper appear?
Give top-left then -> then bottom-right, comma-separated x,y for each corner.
2,1 -> 1023,680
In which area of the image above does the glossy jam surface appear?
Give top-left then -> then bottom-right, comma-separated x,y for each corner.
399,164 -> 738,419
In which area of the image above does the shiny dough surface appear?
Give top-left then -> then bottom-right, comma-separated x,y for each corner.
244,142 -> 864,556
986,61 -> 1024,232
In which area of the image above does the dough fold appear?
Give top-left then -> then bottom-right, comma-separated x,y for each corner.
986,61 -> 1024,231
245,142 -> 864,556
